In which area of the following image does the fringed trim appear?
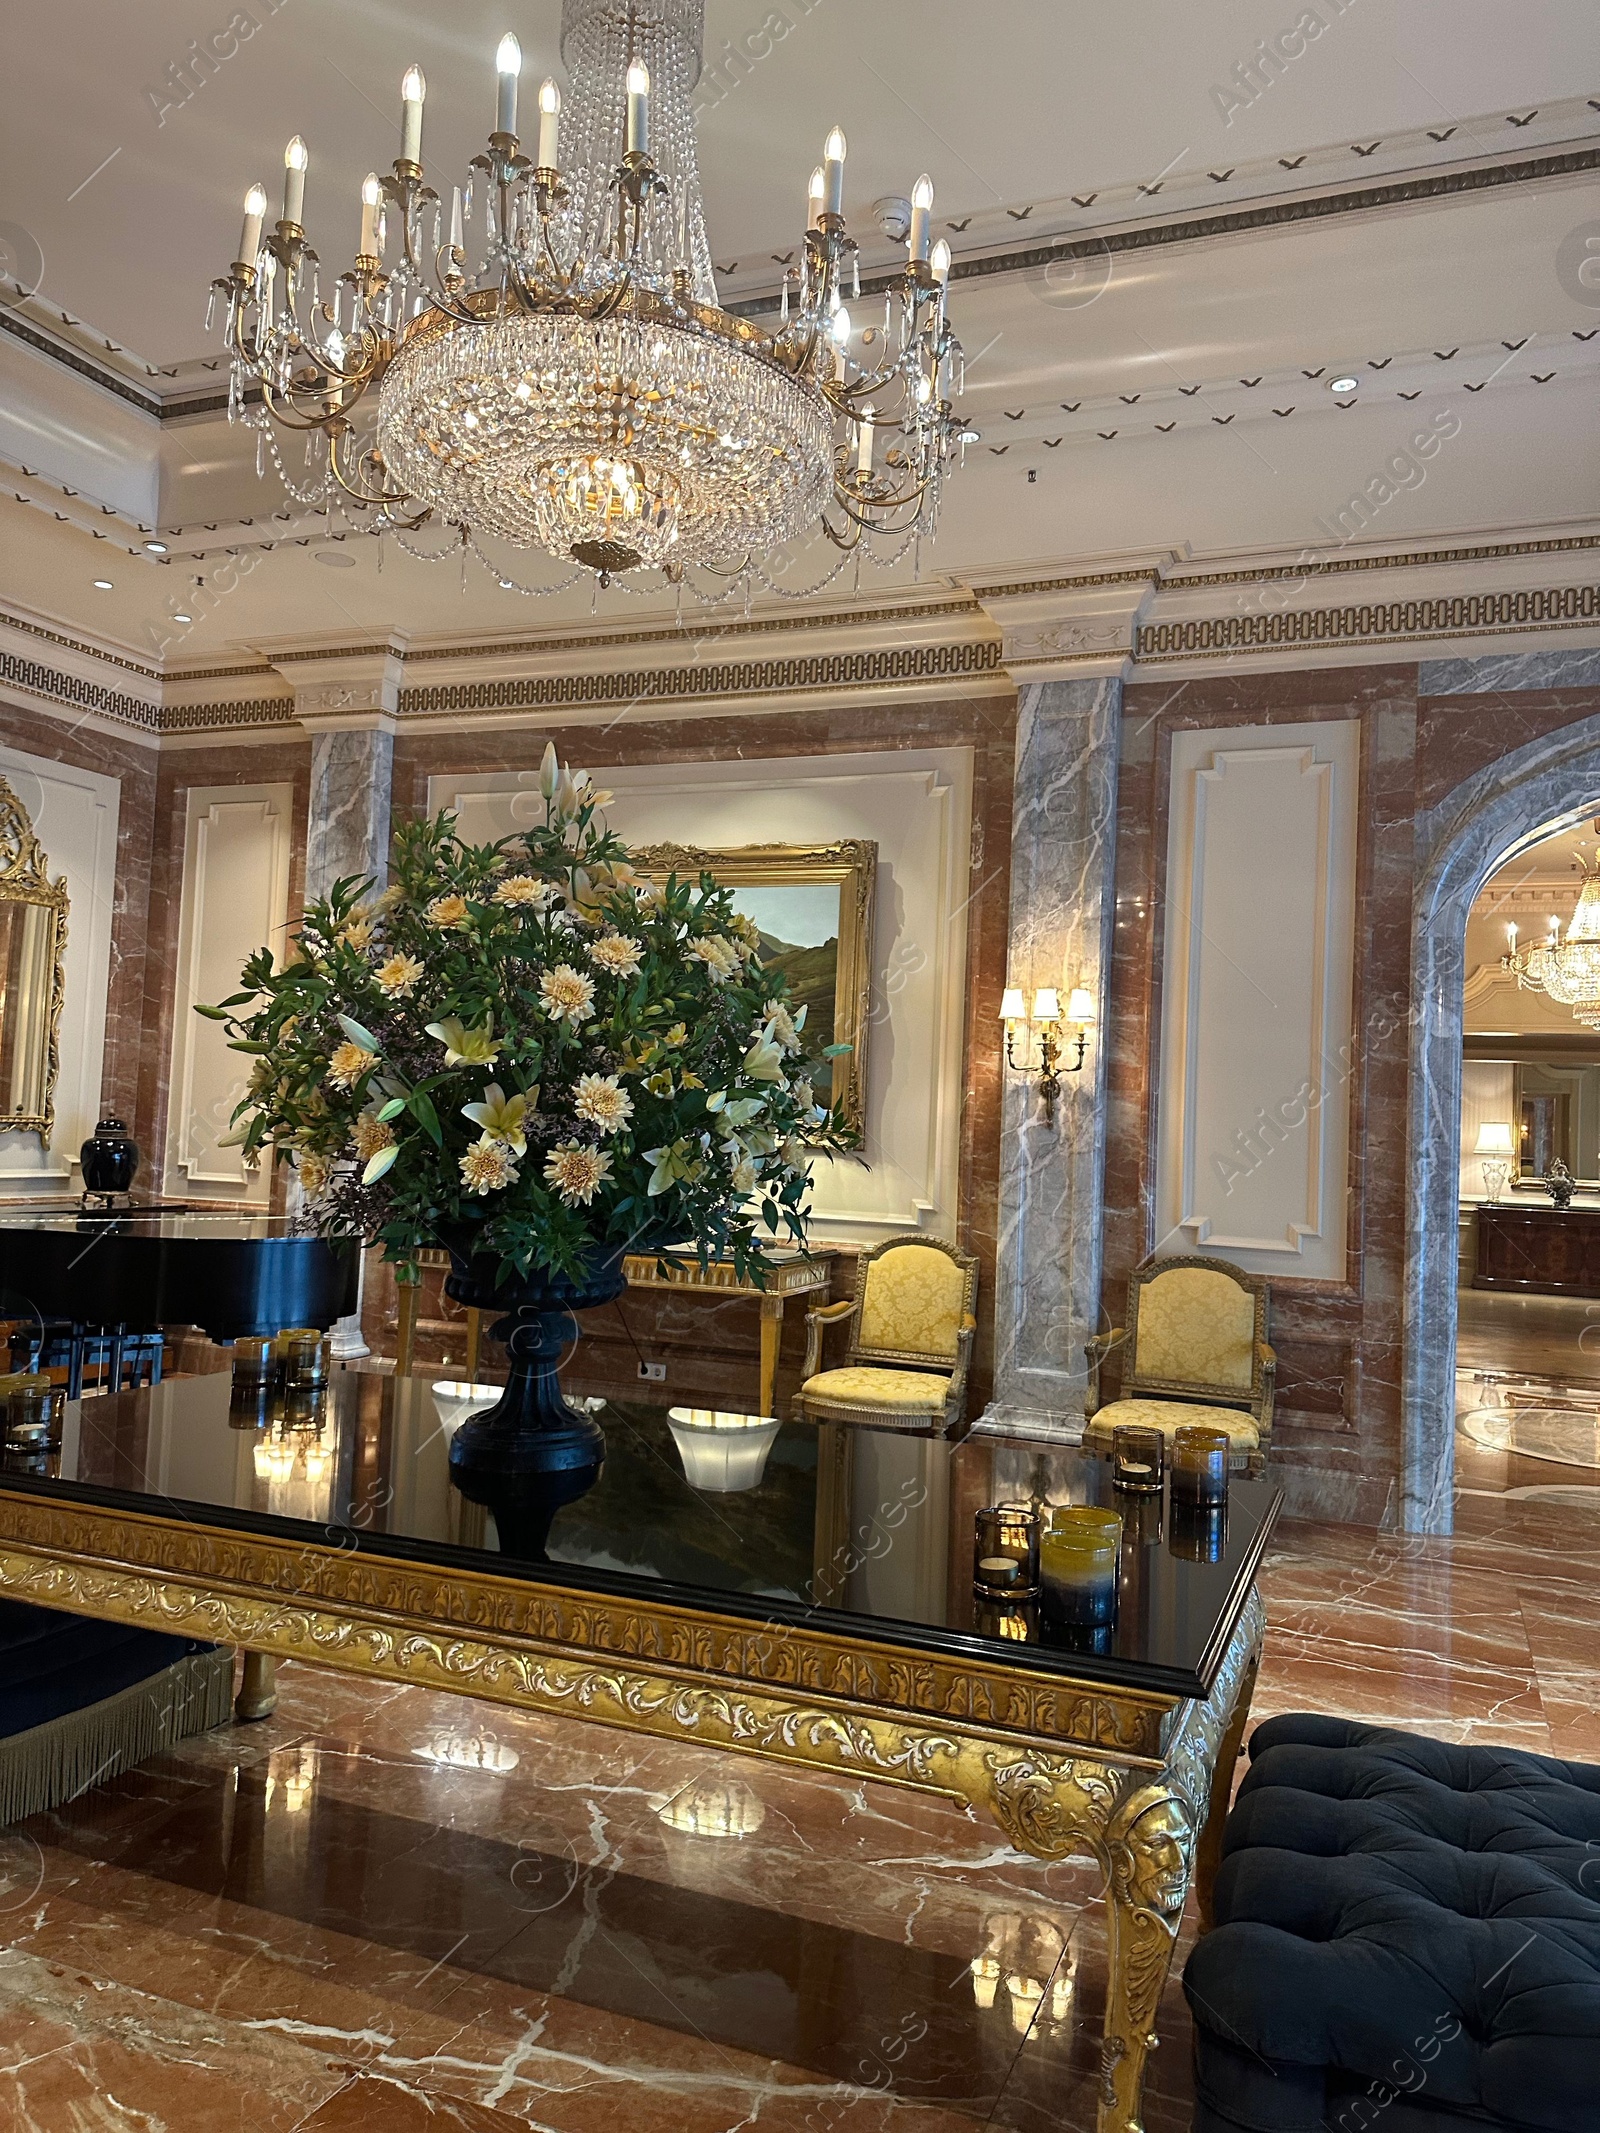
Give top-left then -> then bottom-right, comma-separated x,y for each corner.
0,1646 -> 235,1826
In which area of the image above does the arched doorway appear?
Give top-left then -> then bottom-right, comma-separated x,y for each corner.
1403,711 -> 1600,1532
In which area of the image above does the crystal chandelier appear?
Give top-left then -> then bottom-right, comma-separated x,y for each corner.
1503,870 -> 1600,1026
208,0 -> 973,587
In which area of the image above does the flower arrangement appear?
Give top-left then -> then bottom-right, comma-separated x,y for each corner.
204,747 -> 855,1288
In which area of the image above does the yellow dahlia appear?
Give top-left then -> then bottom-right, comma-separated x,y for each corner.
492,875 -> 550,908
459,1137 -> 518,1196
573,1073 -> 634,1134
590,934 -> 644,976
543,1141 -> 612,1207
376,953 -> 425,997
327,1041 -> 377,1089
426,893 -> 470,928
539,964 -> 595,1025
351,1112 -> 395,1162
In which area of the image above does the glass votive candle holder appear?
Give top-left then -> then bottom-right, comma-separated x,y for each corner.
1,1373 -> 60,1449
1170,1426 -> 1230,1507
276,1328 -> 328,1393
974,1595 -> 1040,1643
973,1503 -> 1041,1598
231,1336 -> 274,1398
1169,1500 -> 1228,1564
1110,1423 -> 1165,1494
1039,1506 -> 1122,1627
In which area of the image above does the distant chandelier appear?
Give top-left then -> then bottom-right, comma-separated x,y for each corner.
1504,869 -> 1600,1027
207,0 -> 973,587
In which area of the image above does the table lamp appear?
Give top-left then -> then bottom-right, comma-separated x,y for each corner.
1474,1121 -> 1514,1204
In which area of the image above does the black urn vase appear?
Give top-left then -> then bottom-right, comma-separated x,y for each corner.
80,1116 -> 140,1197
440,1237 -> 629,1559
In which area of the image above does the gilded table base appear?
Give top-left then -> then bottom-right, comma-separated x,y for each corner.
0,1492 -> 1263,2133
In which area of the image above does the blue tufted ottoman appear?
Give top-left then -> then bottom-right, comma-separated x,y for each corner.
1183,1714 -> 1600,2133
0,1598 -> 234,1823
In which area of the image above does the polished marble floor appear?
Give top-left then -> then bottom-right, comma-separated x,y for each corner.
1,1482 -> 1596,2133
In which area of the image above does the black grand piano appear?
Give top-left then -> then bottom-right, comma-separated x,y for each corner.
0,1210 -> 358,1391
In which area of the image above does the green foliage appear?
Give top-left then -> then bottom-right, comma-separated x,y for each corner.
203,752 -> 856,1287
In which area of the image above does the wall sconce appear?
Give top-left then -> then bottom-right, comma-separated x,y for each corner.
1000,985 -> 1097,1127
1474,1120 -> 1514,1204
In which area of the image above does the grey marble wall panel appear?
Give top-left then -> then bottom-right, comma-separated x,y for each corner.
305,728 -> 395,902
1419,649 -> 1600,695
984,676 -> 1121,1436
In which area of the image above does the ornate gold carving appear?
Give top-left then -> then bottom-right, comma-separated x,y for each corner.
0,774 -> 68,1141
0,1491 -> 1171,1758
983,1748 -> 1120,1860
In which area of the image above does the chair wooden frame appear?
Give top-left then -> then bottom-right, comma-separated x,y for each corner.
1084,1253 -> 1276,1462
794,1234 -> 979,1439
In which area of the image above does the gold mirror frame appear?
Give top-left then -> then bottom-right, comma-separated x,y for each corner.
0,774 -> 69,1143
634,840 -> 877,1131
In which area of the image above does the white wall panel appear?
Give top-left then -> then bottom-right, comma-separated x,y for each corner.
1154,720 -> 1360,1281
164,785 -> 293,1203
431,749 -> 972,1248
0,744 -> 119,1187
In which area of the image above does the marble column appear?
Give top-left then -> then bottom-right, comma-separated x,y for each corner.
981,675 -> 1123,1435
270,641 -> 408,1363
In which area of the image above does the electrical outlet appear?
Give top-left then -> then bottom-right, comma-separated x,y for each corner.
637,1360 -> 666,1383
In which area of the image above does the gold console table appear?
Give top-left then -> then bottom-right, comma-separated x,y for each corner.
621,1246 -> 838,1416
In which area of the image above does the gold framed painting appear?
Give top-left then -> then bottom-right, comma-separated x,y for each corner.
634,840 -> 877,1131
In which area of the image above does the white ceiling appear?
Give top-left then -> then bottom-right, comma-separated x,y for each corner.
0,1 -> 1597,654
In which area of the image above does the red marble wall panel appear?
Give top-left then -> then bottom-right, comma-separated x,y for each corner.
1417,687 -> 1600,813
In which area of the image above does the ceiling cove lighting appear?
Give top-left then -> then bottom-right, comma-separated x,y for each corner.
205,0 -> 972,593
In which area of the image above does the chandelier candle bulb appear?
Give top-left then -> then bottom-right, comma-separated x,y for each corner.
496,35 -> 521,138
931,237 -> 951,284
807,165 -> 825,229
626,61 -> 650,156
282,137 -> 308,227
909,173 -> 933,262
238,182 -> 267,264
857,405 -> 875,474
824,126 -> 846,216
449,185 -> 464,255
537,79 -> 561,171
400,66 -> 425,164
358,173 -> 382,260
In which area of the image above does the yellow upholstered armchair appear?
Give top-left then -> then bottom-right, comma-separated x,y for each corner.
794,1236 -> 979,1438
1084,1254 -> 1275,1467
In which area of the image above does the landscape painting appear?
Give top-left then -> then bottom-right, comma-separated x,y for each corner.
633,841 -> 877,1131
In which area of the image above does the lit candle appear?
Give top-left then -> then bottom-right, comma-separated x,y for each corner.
282,137 -> 308,226
238,182 -> 267,264
537,78 -> 561,170
823,126 -> 846,217
807,165 -> 825,230
358,172 -> 382,258
856,404 -> 875,474
930,237 -> 951,285
1508,922 -> 1518,952
496,34 -> 521,137
449,184 -> 464,254
909,172 -> 933,262
626,60 -> 650,156
400,65 -> 426,165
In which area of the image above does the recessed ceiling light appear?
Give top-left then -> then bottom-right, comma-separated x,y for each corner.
1329,374 -> 1359,394
313,549 -> 356,569
143,539 -> 168,554
92,578 -> 114,590
173,611 -> 193,624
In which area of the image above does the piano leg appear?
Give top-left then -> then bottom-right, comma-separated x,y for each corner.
235,1651 -> 279,1722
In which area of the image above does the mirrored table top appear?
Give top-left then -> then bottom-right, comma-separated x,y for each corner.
0,1370 -> 1279,1701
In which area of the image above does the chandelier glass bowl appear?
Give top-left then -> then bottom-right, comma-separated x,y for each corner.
208,0 -> 970,588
